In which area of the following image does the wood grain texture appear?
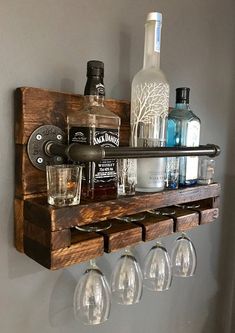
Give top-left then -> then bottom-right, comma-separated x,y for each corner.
24,220 -> 71,250
134,214 -> 174,241
170,207 -> 199,232
14,198 -> 24,252
15,86 -> 130,145
23,184 -> 221,231
98,220 -> 142,253
14,87 -> 221,270
177,198 -> 220,225
24,231 -> 104,270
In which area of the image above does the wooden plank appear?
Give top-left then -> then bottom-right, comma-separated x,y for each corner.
24,184 -> 221,231
177,198 -> 219,225
171,207 -> 199,232
24,220 -> 71,250
24,231 -> 104,270
14,198 -> 24,252
15,87 -> 131,199
98,220 -> 142,253
134,215 -> 174,241
15,144 -> 47,197
15,86 -> 130,145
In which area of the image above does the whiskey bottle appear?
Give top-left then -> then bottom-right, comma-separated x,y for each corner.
68,60 -> 121,200
130,12 -> 169,192
167,87 -> 201,186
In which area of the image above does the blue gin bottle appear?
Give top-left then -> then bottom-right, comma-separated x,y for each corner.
167,88 -> 201,187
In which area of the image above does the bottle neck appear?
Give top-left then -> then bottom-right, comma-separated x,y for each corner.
175,102 -> 190,110
143,20 -> 161,69
84,76 -> 105,107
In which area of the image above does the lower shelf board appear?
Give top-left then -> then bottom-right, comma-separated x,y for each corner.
22,196 -> 219,270
15,183 -> 221,270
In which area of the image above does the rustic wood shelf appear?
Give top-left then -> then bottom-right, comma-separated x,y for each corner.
14,87 -> 221,270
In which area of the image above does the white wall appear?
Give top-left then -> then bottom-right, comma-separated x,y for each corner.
0,1 -> 235,332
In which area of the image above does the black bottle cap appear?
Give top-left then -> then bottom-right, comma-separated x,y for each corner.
176,87 -> 190,104
87,60 -> 104,77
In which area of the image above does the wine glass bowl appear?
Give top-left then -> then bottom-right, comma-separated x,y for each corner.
171,233 -> 197,277
73,260 -> 111,325
143,242 -> 172,291
111,248 -> 143,305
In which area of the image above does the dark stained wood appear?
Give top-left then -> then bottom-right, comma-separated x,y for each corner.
24,220 -> 71,250
14,87 -> 221,270
170,207 -> 199,232
15,144 -> 47,197
177,198 -> 219,225
134,214 -> 174,242
98,220 -> 142,253
24,184 -> 221,231
14,198 -> 24,252
24,231 -> 104,270
15,86 -> 130,146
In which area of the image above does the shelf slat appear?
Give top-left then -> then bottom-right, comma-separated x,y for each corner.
24,183 -> 221,231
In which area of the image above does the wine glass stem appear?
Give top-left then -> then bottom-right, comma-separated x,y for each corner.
89,258 -> 96,267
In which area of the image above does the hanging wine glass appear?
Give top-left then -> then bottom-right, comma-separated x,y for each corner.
73,259 -> 111,325
171,233 -> 197,277
111,247 -> 143,305
143,242 -> 172,291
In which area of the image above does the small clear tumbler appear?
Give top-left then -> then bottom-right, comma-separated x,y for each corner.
46,164 -> 83,207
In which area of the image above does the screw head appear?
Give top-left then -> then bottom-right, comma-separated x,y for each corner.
57,134 -> 63,140
56,156 -> 63,162
36,134 -> 42,140
37,157 -> 43,164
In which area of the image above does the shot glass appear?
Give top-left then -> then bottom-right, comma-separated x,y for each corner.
117,158 -> 137,196
46,164 -> 83,207
198,157 -> 215,185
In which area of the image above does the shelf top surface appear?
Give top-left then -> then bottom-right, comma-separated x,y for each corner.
24,183 -> 221,231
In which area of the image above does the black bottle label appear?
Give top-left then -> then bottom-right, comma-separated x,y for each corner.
69,127 -> 119,184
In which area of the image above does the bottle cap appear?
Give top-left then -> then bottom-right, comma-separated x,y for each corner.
87,60 -> 104,77
176,87 -> 190,104
146,12 -> 162,23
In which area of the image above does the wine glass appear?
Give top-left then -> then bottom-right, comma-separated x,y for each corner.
73,259 -> 111,325
143,242 -> 172,291
111,247 -> 143,305
171,233 -> 197,277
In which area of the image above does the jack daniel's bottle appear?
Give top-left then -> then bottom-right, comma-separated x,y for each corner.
68,60 -> 120,200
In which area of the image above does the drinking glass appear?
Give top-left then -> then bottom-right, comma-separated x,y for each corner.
143,242 -> 172,291
198,157 -> 215,185
73,259 -> 111,325
171,233 -> 197,277
111,248 -> 143,305
46,164 -> 83,207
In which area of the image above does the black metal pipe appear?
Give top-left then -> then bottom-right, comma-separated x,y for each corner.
45,141 -> 220,162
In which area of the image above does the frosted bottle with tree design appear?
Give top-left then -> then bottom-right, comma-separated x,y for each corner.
130,12 -> 169,192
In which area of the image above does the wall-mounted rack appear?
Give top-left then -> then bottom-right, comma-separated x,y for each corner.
14,87 -> 221,270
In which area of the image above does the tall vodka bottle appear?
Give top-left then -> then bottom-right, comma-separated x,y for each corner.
130,12 -> 169,192
68,60 -> 121,200
167,87 -> 201,186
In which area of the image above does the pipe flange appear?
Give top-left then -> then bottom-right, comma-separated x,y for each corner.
27,125 -> 66,170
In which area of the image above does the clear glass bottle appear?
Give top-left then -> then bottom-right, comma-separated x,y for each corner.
167,88 -> 201,186
68,60 -> 121,201
130,12 -> 169,192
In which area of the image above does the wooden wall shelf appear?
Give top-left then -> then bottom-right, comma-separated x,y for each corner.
14,87 -> 220,270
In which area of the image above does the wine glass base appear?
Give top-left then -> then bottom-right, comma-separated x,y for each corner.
115,212 -> 146,223
75,221 -> 112,232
